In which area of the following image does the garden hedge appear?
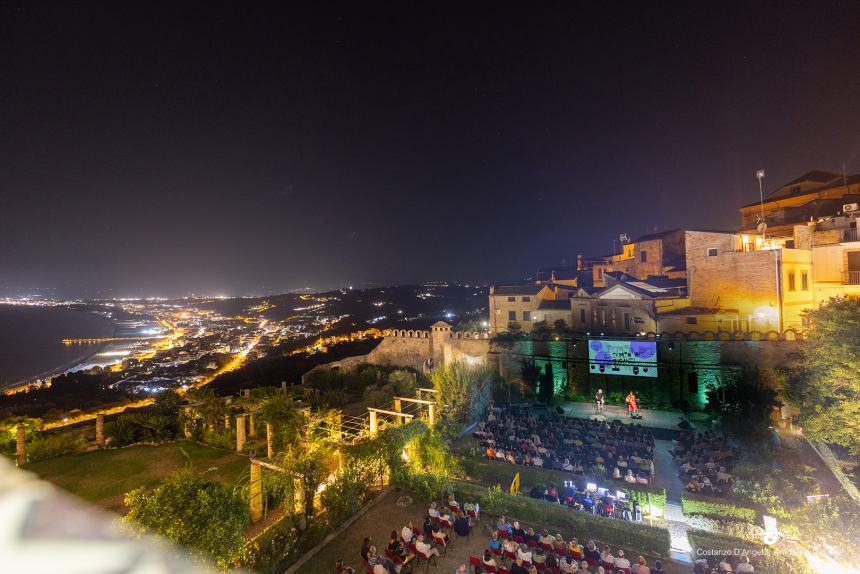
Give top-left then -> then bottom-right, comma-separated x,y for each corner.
453,480 -> 671,557
681,492 -> 757,522
686,528 -> 813,574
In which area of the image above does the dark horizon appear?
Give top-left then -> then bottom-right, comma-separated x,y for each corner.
2,1 -> 860,298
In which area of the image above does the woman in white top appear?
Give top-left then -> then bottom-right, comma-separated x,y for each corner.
517,544 -> 533,563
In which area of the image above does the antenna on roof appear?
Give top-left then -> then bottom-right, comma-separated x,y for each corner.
756,169 -> 766,237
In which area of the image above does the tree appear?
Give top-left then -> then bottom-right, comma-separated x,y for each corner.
520,359 -> 540,392
276,444 -> 329,520
538,363 -> 555,403
258,395 -> 301,451
124,467 -> 249,568
704,367 -> 777,441
782,297 -> 860,453
430,362 -> 492,427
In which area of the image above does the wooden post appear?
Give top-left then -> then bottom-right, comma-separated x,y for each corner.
393,398 -> 402,425
249,462 -> 263,522
428,403 -> 436,426
236,415 -> 246,452
16,425 -> 26,466
248,413 -> 257,437
95,414 -> 105,448
369,410 -> 378,434
266,422 -> 274,459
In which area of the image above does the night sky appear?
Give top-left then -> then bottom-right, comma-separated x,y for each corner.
2,2 -> 860,298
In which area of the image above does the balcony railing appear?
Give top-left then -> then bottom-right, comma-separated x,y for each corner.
843,228 -> 858,242
843,270 -> 860,285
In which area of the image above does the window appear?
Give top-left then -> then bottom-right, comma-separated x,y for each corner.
640,250 -> 647,263
707,248 -> 718,257
624,312 -> 632,330
508,310 -> 516,321
596,268 -> 603,279
801,271 -> 808,291
580,308 -> 586,323
785,239 -> 795,249
507,296 -> 516,302
521,296 -> 530,302
686,317 -> 698,325
522,311 -> 531,322
788,271 -> 796,291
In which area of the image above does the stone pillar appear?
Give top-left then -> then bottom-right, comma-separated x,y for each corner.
249,462 -> 263,522
236,415 -> 246,452
334,413 -> 343,441
281,381 -> 288,395
393,398 -> 402,425
183,406 -> 193,438
248,413 -> 257,437
96,414 -> 105,448
266,422 -> 274,459
293,476 -> 305,518
16,425 -> 26,466
428,403 -> 436,426
369,410 -> 378,434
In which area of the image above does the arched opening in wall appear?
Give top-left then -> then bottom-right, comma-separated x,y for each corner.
766,331 -> 779,342
400,330 -> 406,337
407,330 -> 415,337
644,332 -> 657,339
702,331 -> 715,341
784,329 -> 797,341
688,332 -> 701,341
733,330 -> 745,341
717,331 -> 730,341
749,331 -> 761,341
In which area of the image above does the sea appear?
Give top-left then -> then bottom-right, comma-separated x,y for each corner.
0,305 -> 116,389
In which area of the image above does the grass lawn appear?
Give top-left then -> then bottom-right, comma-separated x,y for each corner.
25,440 -> 249,514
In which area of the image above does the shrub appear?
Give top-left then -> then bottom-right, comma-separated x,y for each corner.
125,468 -> 250,569
685,515 -> 763,542
27,431 -> 87,462
681,493 -> 757,522
320,466 -> 371,524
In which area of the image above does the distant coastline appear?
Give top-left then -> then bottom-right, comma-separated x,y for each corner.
0,305 -> 117,390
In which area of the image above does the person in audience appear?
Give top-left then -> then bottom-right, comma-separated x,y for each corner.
562,458 -> 574,471
428,501 -> 440,519
532,547 -> 546,565
512,521 -> 526,539
599,546 -> 614,568
361,537 -> 373,561
367,545 -> 398,574
447,493 -> 458,509
482,549 -> 497,568
488,531 -> 502,552
497,516 -> 512,535
510,558 -> 529,574
431,522 -> 449,545
614,549 -> 631,570
422,515 -> 434,536
568,537 -> 583,557
553,533 -> 566,552
502,536 -> 518,555
718,555 -> 733,572
624,469 -> 637,483
387,530 -> 408,561
580,561 -> 590,572
538,530 -> 555,546
735,555 -> 754,572
525,527 -> 539,545
584,540 -> 600,563
632,555 -> 649,574
414,535 -> 439,559
517,543 -> 533,563
612,466 -> 622,479
453,511 -> 471,537
400,521 -> 415,544
487,446 -> 496,459
455,564 -> 467,574
651,559 -> 665,573
463,499 -> 480,519
528,566 -> 538,574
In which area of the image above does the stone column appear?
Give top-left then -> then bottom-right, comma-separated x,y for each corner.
249,462 -> 263,522
236,415 -> 246,452
428,403 -> 436,426
95,414 -> 105,448
266,422 -> 274,459
183,406 -> 193,438
294,476 -> 306,527
248,413 -> 257,437
16,425 -> 26,466
369,410 -> 378,433
281,381 -> 288,395
393,398 -> 402,425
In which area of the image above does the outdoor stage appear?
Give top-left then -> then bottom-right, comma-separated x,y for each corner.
560,401 -> 711,432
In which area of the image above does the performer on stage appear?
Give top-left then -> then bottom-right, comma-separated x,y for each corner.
625,391 -> 639,418
595,388 -> 605,414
